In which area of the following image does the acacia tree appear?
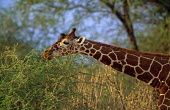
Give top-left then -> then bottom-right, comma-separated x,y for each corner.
1,0 -> 169,54
1,0 -> 169,109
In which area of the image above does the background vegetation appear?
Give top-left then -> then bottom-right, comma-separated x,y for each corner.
0,0 -> 169,110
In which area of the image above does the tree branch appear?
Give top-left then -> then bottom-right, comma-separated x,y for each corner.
122,0 -> 138,50
101,0 -> 139,50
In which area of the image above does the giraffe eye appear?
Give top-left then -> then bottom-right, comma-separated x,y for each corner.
63,41 -> 69,45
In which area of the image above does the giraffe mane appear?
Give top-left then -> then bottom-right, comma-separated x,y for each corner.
86,39 -> 170,58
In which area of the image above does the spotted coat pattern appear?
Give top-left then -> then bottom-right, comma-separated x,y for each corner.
44,28 -> 170,110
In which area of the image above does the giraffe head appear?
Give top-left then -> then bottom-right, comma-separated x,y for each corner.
44,28 -> 86,60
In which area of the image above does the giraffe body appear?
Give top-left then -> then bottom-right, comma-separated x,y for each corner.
44,28 -> 170,110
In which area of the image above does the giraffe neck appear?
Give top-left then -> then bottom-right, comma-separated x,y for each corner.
77,39 -> 170,88
75,39 -> 170,110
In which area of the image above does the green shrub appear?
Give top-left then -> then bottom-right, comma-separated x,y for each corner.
0,47 -> 157,110
0,47 -> 86,109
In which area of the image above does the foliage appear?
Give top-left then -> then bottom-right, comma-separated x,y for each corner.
1,0 -> 169,51
0,47 -> 85,109
137,17 -> 170,54
0,0 -> 169,109
0,9 -> 34,56
0,47 -> 157,110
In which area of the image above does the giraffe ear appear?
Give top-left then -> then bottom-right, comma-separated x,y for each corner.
77,36 -> 85,45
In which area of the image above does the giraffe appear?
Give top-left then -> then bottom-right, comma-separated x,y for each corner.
44,28 -> 170,110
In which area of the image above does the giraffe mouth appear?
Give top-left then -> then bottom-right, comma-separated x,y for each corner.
44,54 -> 54,60
44,51 -> 54,60
47,57 -> 53,60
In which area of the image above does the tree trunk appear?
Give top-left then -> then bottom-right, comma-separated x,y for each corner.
101,0 -> 139,51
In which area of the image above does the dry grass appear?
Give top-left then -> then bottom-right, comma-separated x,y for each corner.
0,48 -> 158,110
72,65 -> 158,110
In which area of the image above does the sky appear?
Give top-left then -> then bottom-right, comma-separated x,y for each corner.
0,0 -> 128,49
0,0 -> 16,8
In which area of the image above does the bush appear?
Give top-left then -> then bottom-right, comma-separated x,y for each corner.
0,47 -> 86,109
0,47 -> 157,110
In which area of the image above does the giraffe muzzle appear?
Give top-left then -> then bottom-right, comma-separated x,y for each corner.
44,51 -> 53,60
